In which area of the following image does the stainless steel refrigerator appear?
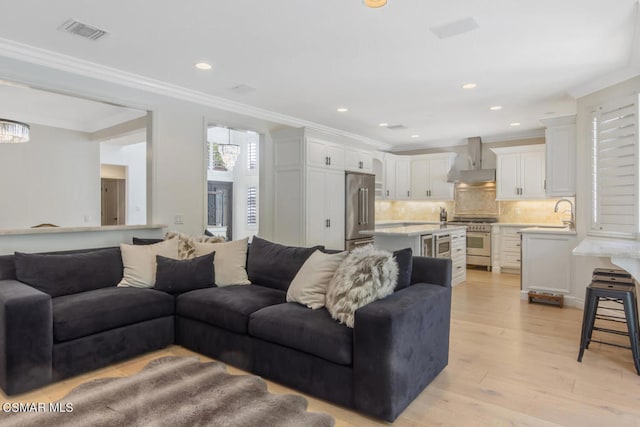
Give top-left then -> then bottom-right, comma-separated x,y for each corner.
345,172 -> 376,251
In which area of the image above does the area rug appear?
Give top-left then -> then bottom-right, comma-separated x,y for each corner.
0,356 -> 335,427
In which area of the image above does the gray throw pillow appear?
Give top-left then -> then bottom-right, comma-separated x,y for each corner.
154,252 -> 215,294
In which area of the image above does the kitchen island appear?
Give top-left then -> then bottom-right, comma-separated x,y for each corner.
365,224 -> 467,285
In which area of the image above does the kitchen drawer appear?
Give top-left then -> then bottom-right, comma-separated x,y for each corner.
452,236 -> 466,250
452,245 -> 466,259
501,236 -> 521,252
501,251 -> 521,268
501,227 -> 522,236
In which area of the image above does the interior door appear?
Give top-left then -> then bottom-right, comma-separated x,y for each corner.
101,178 -> 125,225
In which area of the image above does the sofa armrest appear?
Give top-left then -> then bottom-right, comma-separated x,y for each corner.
0,280 -> 53,394
353,283 -> 451,421
411,256 -> 452,288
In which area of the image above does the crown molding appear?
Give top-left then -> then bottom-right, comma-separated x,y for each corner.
0,37 -> 392,150
389,128 -> 546,152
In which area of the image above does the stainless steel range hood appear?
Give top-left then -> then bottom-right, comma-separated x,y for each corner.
447,136 -> 496,183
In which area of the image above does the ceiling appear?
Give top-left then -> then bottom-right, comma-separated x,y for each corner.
0,0 -> 638,149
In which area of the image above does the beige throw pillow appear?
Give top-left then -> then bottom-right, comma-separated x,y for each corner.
165,231 -> 226,259
118,238 -> 180,288
286,250 -> 348,309
193,238 -> 250,287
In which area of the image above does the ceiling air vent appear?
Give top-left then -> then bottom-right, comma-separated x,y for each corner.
59,19 -> 108,41
386,124 -> 408,130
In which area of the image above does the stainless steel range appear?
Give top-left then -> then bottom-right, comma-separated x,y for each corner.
448,217 -> 497,270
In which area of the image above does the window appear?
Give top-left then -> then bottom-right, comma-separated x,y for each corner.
247,140 -> 257,170
247,186 -> 257,226
591,95 -> 639,237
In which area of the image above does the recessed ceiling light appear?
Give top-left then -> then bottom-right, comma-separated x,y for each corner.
195,62 -> 212,70
510,122 -> 521,127
489,105 -> 502,111
411,134 -> 420,138
462,83 -> 477,89
363,0 -> 387,8
337,107 -> 349,112
379,123 -> 389,127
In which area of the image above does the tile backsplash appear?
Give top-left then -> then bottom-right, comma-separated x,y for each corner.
376,198 -> 575,225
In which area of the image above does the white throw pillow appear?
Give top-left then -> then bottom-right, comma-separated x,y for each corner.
118,238 -> 180,288
286,250 -> 348,309
193,238 -> 250,287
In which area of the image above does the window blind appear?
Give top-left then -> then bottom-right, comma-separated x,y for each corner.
247,140 -> 257,170
247,186 -> 257,226
591,95 -> 639,236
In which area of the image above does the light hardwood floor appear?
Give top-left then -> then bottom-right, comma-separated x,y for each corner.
4,270 -> 640,426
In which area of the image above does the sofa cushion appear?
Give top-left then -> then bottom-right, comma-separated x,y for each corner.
249,303 -> 353,366
176,285 -> 285,334
52,287 -> 175,342
14,248 -> 123,297
154,252 -> 215,294
247,236 -> 322,291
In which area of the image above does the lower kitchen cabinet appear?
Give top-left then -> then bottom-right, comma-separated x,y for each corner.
451,228 -> 467,285
521,231 -> 577,296
491,225 -> 523,273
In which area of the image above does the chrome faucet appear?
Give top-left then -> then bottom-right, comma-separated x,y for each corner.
554,199 -> 574,229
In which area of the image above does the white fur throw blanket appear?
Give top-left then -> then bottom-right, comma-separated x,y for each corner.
325,245 -> 398,328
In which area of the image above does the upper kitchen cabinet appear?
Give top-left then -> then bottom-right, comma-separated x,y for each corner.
541,115 -> 576,197
491,145 -> 546,200
410,153 -> 457,200
394,156 -> 412,199
345,147 -> 373,172
272,128 -> 347,250
305,137 -> 345,170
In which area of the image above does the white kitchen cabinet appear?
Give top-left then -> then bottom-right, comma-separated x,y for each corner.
306,137 -> 345,170
491,225 -> 523,273
395,157 -> 412,199
492,145 -> 546,200
410,153 -> 457,200
521,231 -> 577,296
306,168 -> 345,250
383,153 -> 397,199
273,128 -> 347,250
541,115 -> 576,197
451,228 -> 467,285
345,147 -> 373,172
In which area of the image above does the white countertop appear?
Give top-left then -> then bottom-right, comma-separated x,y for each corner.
492,222 -> 567,227
520,226 -> 577,235
0,224 -> 167,236
573,237 -> 640,259
364,224 -> 467,237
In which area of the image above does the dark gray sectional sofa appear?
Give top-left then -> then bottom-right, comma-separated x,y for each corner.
0,239 -> 452,422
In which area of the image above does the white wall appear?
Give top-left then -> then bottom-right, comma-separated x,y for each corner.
0,123 -> 100,229
100,141 -> 147,225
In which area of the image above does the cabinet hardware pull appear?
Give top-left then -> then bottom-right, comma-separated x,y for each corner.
407,190 -> 410,197
328,157 -> 331,166
325,156 -> 329,166
386,189 -> 389,197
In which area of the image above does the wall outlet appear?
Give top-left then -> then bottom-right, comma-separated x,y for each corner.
515,208 -> 521,216
174,214 -> 184,224
83,215 -> 91,223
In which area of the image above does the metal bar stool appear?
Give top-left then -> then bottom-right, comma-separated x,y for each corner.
577,268 -> 640,375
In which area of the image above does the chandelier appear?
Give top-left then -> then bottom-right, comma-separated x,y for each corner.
0,119 -> 30,143
218,142 -> 240,170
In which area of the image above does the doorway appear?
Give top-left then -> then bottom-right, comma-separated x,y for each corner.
101,178 -> 126,225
